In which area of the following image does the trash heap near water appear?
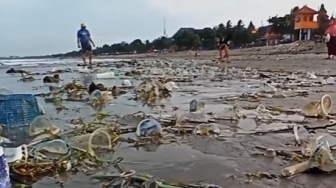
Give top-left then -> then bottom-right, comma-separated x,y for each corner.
3,58 -> 336,187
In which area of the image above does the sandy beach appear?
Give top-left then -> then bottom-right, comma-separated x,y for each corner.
1,45 -> 336,188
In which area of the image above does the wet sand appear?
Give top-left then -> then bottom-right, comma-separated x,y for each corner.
2,52 -> 336,188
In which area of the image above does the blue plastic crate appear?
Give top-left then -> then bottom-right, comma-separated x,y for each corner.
0,94 -> 41,145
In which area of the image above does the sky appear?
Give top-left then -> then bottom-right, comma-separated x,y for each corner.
1,0 -> 336,57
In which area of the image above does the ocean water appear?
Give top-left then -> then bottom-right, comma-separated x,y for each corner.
0,58 -> 129,67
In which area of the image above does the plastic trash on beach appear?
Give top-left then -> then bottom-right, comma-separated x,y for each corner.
91,89 -> 102,99
0,146 -> 11,188
321,76 -> 335,85
29,115 -> 61,139
164,81 -> 179,91
293,125 -> 310,145
256,104 -> 268,115
299,131 -> 336,157
149,69 -> 162,75
301,94 -> 332,116
136,79 -> 163,93
3,145 -> 28,163
78,67 -> 92,73
306,72 -> 317,79
185,112 -> 209,123
259,83 -> 277,93
282,135 -> 336,177
214,105 -> 240,120
122,79 -> 132,87
96,71 -> 115,79
29,139 -> 70,161
241,91 -> 255,98
69,128 -> 112,157
136,118 -> 162,137
287,73 -> 298,80
189,99 -> 205,112
48,83 -> 63,93
193,123 -> 220,136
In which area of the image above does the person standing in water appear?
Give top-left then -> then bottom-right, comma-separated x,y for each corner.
325,18 -> 336,59
77,23 -> 95,68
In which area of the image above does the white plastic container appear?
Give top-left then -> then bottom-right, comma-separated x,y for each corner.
3,145 -> 28,163
96,71 -> 115,79
122,79 -> 132,86
0,146 -> 11,188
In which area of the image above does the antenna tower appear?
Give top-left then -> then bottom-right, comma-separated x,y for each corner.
163,18 -> 167,37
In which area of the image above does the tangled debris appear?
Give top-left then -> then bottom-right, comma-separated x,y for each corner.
4,58 -> 336,187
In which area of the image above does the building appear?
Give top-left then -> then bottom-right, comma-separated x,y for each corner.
293,5 -> 318,40
265,32 -> 280,45
255,25 -> 280,46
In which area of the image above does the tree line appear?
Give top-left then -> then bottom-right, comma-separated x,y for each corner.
46,4 -> 330,58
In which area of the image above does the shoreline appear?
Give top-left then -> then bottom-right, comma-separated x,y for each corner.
1,41 -> 328,61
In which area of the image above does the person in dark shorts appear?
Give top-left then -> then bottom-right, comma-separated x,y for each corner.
77,23 -> 95,68
325,18 -> 336,59
217,33 -> 232,63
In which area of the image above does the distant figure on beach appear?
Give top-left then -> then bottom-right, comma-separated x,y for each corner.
43,74 -> 60,83
77,23 -> 95,68
217,33 -> 232,63
6,68 -> 29,76
325,18 -> 336,59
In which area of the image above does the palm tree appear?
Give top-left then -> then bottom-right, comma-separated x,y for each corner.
226,20 -> 232,29
236,20 -> 244,29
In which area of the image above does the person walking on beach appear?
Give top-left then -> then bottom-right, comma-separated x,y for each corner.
325,18 -> 336,59
217,33 -> 232,63
77,23 -> 95,68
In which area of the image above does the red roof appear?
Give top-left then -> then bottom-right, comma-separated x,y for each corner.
295,5 -> 318,14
